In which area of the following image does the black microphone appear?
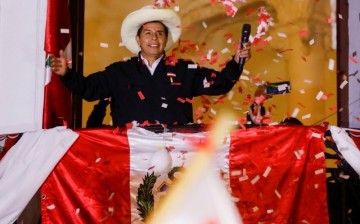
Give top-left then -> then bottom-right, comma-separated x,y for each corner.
239,23 -> 251,71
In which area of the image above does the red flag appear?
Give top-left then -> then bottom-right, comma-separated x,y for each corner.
43,0 -> 73,129
41,126 -> 329,223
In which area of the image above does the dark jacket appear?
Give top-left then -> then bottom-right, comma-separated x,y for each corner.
61,54 -> 241,127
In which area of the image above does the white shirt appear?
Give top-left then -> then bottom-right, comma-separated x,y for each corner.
140,54 -> 163,76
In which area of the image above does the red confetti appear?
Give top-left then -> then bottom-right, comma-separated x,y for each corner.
350,56 -> 358,64
177,97 -> 186,103
137,91 -> 145,100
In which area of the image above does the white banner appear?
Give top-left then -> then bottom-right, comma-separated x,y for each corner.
0,0 -> 47,135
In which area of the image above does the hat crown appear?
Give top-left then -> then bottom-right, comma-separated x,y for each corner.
121,5 -> 181,54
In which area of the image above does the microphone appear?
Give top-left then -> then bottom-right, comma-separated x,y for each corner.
239,23 -> 251,71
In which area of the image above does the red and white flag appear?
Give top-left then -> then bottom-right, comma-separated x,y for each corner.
43,0 -> 72,129
40,125 -> 329,223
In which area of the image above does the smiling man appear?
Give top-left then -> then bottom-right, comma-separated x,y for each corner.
51,5 -> 251,127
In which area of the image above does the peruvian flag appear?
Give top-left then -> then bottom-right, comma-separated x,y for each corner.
43,0 -> 73,129
40,126 -> 330,223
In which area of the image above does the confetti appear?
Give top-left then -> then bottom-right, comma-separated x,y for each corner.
137,91 -> 145,100
328,58 -> 335,70
251,175 -> 260,184
161,103 -> 168,108
263,166 -> 271,177
95,157 -> 101,163
316,91 -> 324,100
60,28 -> 70,34
202,21 -> 207,29
267,209 -> 274,214
275,189 -> 281,199
188,64 -> 197,69
315,168 -> 324,175
231,170 -> 241,176
47,204 -> 56,210
221,48 -> 230,54
227,91 -> 234,100
277,32 -> 287,38
100,42 -> 109,48
76,208 -> 80,215
252,206 -> 259,212
311,132 -> 321,138
309,38 -> 315,45
302,114 -> 311,119
239,175 -> 249,182
291,108 -> 300,117
315,152 -> 325,159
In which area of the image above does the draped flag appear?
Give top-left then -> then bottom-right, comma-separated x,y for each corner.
43,0 -> 72,129
40,126 -> 329,223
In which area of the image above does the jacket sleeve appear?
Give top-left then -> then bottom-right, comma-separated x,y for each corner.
60,65 -> 118,102
190,58 -> 241,96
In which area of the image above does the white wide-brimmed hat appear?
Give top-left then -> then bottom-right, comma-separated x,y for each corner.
121,5 -> 181,54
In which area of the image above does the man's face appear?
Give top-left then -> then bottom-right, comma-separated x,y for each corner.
136,22 -> 168,60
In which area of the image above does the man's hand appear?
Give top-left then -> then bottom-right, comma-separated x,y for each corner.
50,50 -> 68,76
234,41 -> 252,64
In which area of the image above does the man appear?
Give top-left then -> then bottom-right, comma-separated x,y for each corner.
51,5 -> 251,127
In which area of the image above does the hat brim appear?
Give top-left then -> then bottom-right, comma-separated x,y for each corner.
121,6 -> 181,55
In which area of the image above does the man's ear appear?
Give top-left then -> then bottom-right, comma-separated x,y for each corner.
136,36 -> 140,46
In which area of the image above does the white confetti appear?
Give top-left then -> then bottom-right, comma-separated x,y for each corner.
60,28 -> 70,34
338,14 -> 343,19
173,6 -> 180,12
267,209 -> 274,214
202,21 -> 207,29
242,69 -> 250,75
203,78 -> 210,88
263,166 -> 271,178
231,170 -> 241,176
251,175 -> 260,184
188,64 -> 197,69
240,75 -> 249,80
294,151 -> 301,160
95,157 -> 101,163
315,168 -> 324,175
276,53 -> 284,58
309,38 -> 315,45
302,114 -> 311,119
108,192 -> 115,200
316,91 -> 324,100
76,208 -> 80,215
299,89 -> 305,94
100,43 -> 109,48
275,189 -> 281,198
315,152 -> 325,159
311,132 -> 322,138
340,80 -> 348,89
221,48 -> 230,54
239,175 -> 249,182
161,103 -> 168,108
118,42 -> 125,47
232,197 -> 240,202
265,36 -> 272,42
314,184 -> 319,189
273,59 -> 280,63
227,91 -> 234,100
210,108 -> 217,115
47,204 -> 56,210
291,107 -> 300,118
252,206 -> 259,212
277,32 -> 287,38
328,58 -> 335,70
304,80 -> 312,84
227,38 -> 232,44
206,49 -> 213,60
